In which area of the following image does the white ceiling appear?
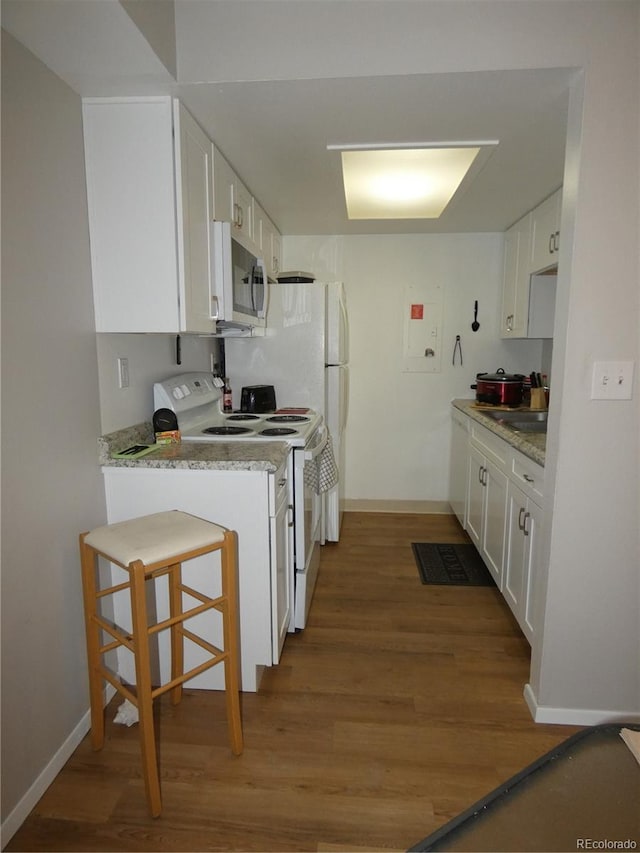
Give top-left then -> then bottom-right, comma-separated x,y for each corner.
2,0 -> 573,235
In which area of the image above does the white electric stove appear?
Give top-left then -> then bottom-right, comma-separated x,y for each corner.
153,372 -> 326,630
153,372 -> 322,447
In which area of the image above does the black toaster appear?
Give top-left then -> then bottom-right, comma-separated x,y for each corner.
240,385 -> 277,413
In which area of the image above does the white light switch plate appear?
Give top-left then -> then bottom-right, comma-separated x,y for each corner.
117,356 -> 130,389
590,361 -> 634,400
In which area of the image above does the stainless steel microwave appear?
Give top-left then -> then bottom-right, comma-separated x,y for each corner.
210,221 -> 268,329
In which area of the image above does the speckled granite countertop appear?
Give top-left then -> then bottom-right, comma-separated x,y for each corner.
98,422 -> 289,473
452,399 -> 546,466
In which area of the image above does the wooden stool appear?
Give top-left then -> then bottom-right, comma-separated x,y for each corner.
79,510 -> 243,817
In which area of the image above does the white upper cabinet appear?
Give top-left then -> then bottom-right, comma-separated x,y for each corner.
83,97 -> 216,334
501,212 -> 532,338
174,102 -> 216,333
212,146 -> 253,244
530,189 -> 561,274
500,188 -> 561,340
254,201 -> 282,279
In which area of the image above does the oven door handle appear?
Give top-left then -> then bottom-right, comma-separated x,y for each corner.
304,424 -> 328,461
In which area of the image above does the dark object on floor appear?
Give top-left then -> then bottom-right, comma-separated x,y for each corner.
412,543 -> 496,586
408,723 -> 640,852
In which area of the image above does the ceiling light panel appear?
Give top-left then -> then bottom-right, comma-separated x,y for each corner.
339,146 -> 483,220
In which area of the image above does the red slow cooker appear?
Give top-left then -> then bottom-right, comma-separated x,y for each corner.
471,368 -> 525,406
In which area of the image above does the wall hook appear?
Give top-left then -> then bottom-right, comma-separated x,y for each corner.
452,334 -> 463,366
471,301 -> 480,332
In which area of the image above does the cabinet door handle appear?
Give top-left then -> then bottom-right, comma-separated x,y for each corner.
523,511 -> 531,536
554,230 -> 560,252
288,504 -> 295,528
523,474 -> 534,483
518,506 -> 526,531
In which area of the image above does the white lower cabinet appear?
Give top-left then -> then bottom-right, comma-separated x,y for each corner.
451,407 -> 545,644
467,444 -> 508,588
504,482 -> 542,644
102,463 -> 293,692
449,408 -> 469,526
269,458 -> 294,660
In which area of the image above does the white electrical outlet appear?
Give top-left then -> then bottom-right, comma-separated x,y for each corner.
590,360 -> 634,400
117,357 -> 130,389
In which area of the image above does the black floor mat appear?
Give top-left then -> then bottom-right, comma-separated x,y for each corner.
411,542 -> 496,586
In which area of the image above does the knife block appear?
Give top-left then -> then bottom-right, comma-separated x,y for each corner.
530,388 -> 547,410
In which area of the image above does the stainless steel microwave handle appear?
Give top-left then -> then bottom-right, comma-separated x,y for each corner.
255,258 -> 268,319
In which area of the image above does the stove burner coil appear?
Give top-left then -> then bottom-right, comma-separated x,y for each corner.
259,427 -> 298,436
225,414 -> 260,421
202,426 -> 253,436
266,415 -> 310,423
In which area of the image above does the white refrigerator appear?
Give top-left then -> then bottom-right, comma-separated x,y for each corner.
225,280 -> 349,541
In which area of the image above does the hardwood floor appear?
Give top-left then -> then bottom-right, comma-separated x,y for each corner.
7,513 -> 580,852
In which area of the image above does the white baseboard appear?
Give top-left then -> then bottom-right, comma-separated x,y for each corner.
524,683 -> 640,727
344,499 -> 452,514
1,685 -> 116,848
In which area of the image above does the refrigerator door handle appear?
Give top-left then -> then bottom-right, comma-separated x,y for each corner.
339,284 -> 349,364
340,365 -> 349,434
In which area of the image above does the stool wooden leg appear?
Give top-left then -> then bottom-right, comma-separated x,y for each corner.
168,562 -> 183,706
220,530 -> 244,756
129,560 -> 162,818
79,534 -> 106,751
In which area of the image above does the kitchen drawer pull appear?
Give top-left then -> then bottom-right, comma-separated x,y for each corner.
523,474 -> 534,483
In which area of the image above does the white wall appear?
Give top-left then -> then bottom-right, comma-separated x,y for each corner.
96,334 -> 219,433
283,234 -> 543,506
0,31 -> 108,832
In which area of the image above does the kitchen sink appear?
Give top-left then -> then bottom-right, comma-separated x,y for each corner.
483,409 -> 548,433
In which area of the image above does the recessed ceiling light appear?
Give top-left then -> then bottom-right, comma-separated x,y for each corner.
328,142 -> 498,220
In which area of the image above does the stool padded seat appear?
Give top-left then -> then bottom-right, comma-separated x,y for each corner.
84,510 -> 227,568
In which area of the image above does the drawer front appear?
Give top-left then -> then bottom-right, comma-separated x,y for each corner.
269,461 -> 290,515
511,450 -> 544,503
470,421 -> 509,471
452,406 -> 469,432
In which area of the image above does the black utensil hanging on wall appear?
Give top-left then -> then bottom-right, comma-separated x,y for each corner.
471,301 -> 480,332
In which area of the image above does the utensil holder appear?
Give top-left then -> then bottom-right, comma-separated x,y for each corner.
530,388 -> 547,410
